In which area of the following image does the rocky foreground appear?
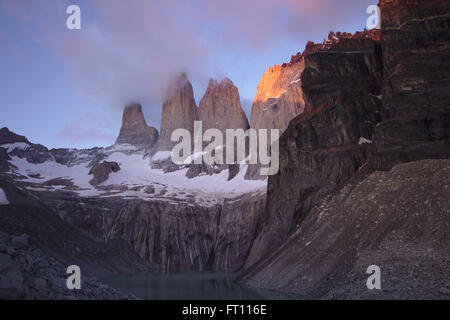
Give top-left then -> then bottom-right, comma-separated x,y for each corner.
240,159 -> 450,299
0,232 -> 136,300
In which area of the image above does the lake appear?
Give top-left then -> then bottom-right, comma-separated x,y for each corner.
101,273 -> 302,300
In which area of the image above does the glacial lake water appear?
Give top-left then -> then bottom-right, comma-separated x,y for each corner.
101,273 -> 302,300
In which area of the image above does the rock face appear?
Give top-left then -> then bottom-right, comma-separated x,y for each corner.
0,179 -> 149,282
88,161 -> 121,186
0,127 -> 29,145
0,148 -> 12,172
38,190 -> 266,274
245,30 -> 383,181
198,78 -> 249,135
155,73 -> 197,151
0,127 -> 53,164
240,159 -> 450,299
116,103 -> 158,150
245,56 -> 306,180
153,75 -> 249,179
250,57 -> 305,134
50,147 -> 106,167
213,192 -> 266,273
8,144 -> 54,164
241,1 -> 449,300
104,200 -> 221,273
246,31 -> 383,264
371,0 -> 450,170
195,78 -> 250,178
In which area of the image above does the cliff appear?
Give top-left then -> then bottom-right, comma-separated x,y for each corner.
372,0 -> 450,169
155,73 -> 198,152
115,103 -> 158,150
197,78 -> 249,135
240,0 -> 450,299
246,30 -> 383,264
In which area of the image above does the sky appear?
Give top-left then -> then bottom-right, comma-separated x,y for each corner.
0,0 -> 377,149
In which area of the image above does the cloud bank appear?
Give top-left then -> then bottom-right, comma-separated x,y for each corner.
1,0 -> 374,146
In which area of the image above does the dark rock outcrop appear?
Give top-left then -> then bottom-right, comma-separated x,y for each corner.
0,127 -> 30,145
0,127 -> 53,164
88,161 -> 120,186
247,31 -> 383,264
115,103 -> 158,150
185,162 -> 221,179
50,147 -> 106,167
0,231 -> 136,300
241,1 -> 450,300
0,148 -> 12,172
213,192 -> 266,273
240,159 -> 450,299
8,144 -> 54,164
371,0 -> 450,170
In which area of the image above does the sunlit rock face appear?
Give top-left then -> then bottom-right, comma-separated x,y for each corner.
250,57 -> 305,134
372,0 -> 450,170
245,54 -> 306,180
155,73 -> 198,151
116,103 -> 158,150
249,28 -> 382,136
245,30 -> 382,180
197,78 -> 249,135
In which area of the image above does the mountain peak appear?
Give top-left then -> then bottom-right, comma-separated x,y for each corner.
115,103 -> 158,149
198,77 -> 249,133
155,73 -> 197,151
0,127 -> 30,145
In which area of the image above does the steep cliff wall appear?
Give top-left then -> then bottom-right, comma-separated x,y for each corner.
245,54 -> 306,180
372,0 -> 450,169
39,191 -> 266,273
240,0 -> 450,299
250,58 -> 305,134
115,103 -> 158,150
155,73 -> 198,152
246,31 -> 383,266
198,78 -> 249,135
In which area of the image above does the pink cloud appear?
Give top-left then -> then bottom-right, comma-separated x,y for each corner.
3,0 -> 373,136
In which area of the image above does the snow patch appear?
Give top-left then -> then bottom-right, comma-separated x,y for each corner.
6,147 -> 267,205
107,144 -> 138,152
0,187 -> 9,205
359,137 -> 373,145
151,151 -> 172,163
0,142 -> 30,153
183,151 -> 206,165
7,156 -> 100,197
